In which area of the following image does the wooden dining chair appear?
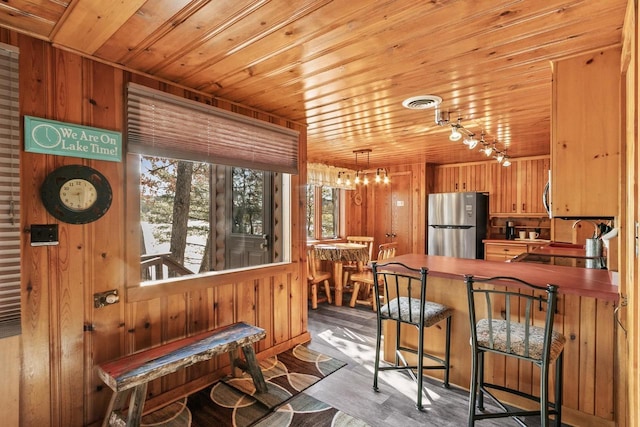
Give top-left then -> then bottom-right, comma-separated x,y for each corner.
349,242 -> 398,310
306,244 -> 333,309
341,236 -> 375,288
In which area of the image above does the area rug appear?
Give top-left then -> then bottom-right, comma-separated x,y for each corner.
141,344 -> 350,427
252,392 -> 370,427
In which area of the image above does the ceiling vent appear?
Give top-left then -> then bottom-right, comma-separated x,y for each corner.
402,95 -> 442,110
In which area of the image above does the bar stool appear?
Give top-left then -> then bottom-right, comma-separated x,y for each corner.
371,261 -> 453,410
464,275 -> 565,427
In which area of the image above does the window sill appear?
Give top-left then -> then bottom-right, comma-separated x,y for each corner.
127,262 -> 294,302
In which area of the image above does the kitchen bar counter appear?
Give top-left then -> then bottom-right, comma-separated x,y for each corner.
380,253 -> 618,426
389,253 -> 618,301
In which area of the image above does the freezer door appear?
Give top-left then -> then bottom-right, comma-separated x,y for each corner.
428,225 -> 477,259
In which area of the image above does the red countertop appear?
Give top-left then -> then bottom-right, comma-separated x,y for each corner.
384,254 -> 619,302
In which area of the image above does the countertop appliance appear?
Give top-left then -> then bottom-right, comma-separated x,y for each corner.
428,192 -> 488,259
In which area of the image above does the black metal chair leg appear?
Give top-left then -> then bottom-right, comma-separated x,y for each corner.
468,349 -> 479,427
555,352 -> 563,426
443,316 -> 451,388
373,315 -> 382,392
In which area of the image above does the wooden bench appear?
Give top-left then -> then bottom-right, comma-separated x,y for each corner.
97,321 -> 268,427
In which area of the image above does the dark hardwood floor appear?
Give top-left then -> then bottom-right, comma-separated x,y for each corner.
304,302 -> 548,427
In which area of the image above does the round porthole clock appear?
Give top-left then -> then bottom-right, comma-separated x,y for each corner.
41,165 -> 113,224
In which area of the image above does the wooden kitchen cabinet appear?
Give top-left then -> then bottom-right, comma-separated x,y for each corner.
488,157 -> 549,216
484,242 -> 528,261
484,240 -> 546,261
433,163 -> 487,193
551,48 -> 620,217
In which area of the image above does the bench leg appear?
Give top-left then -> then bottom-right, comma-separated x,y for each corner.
125,383 -> 148,427
241,345 -> 268,394
102,390 -> 128,427
229,348 -> 242,378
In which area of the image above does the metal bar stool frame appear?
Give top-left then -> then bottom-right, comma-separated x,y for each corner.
372,261 -> 453,411
464,275 -> 565,427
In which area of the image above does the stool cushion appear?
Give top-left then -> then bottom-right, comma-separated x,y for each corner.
476,319 -> 566,361
381,297 -> 453,327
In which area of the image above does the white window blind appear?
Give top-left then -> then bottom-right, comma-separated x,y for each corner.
0,43 -> 21,338
126,83 -> 300,174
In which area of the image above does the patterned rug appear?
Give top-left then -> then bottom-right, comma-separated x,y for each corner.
140,344 -> 365,426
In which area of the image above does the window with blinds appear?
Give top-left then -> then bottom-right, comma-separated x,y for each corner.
126,83 -> 299,174
128,83 -> 296,282
0,43 -> 21,338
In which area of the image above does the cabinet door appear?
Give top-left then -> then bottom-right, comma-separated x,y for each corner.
552,48 -> 619,217
517,158 -> 550,214
433,166 -> 458,193
489,162 -> 518,214
460,163 -> 488,192
434,163 -> 488,193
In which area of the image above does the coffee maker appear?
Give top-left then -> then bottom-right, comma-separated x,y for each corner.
505,221 -> 516,240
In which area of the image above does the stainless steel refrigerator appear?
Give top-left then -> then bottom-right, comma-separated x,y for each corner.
427,192 -> 489,259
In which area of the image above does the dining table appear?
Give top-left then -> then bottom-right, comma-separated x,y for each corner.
313,242 -> 370,306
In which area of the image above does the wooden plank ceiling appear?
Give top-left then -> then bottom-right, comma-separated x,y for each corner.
0,0 -> 627,168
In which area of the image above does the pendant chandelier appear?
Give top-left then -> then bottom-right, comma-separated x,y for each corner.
337,148 -> 389,186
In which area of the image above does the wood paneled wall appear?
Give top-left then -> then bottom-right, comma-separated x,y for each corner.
343,163 -> 428,256
0,31 -> 309,427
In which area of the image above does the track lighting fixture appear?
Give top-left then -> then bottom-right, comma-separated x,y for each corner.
402,96 -> 512,167
449,125 -> 462,141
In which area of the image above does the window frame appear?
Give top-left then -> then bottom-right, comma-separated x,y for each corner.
125,84 -> 297,295
306,185 -> 343,241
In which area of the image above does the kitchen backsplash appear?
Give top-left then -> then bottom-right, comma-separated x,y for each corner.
489,217 -> 551,240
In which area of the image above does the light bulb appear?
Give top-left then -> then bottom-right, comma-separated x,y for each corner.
449,127 -> 462,142
337,173 -> 343,185
496,152 -> 504,163
483,146 -> 493,156
502,158 -> 511,167
465,137 -> 478,149
383,174 -> 390,184
363,174 -> 369,185
354,172 -> 360,184
345,175 -> 351,186
375,170 -> 381,183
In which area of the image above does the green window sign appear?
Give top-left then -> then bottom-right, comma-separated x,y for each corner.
24,116 -> 122,162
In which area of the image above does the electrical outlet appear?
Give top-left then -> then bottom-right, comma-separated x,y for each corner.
94,290 -> 119,308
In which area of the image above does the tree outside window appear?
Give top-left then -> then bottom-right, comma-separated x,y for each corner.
306,185 -> 339,240
140,155 -> 281,282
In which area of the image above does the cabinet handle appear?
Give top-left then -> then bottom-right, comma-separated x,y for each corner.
463,183 -> 466,190
512,203 -> 516,211
522,203 -> 526,211
455,183 -> 458,190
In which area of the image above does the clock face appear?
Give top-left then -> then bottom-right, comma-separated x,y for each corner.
59,179 -> 98,211
31,123 -> 62,149
41,165 -> 112,224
